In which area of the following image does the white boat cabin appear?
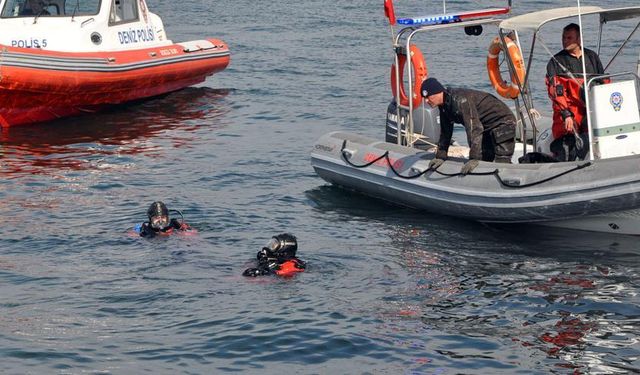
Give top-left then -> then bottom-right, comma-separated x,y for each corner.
0,0 -> 170,51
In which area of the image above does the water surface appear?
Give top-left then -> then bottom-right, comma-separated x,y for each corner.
1,0 -> 639,373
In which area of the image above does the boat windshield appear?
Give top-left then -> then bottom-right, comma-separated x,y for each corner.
1,0 -> 100,17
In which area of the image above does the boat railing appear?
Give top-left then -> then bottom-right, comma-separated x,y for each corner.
392,18 -> 503,147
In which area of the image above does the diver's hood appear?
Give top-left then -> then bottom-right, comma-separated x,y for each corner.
147,201 -> 169,219
264,233 -> 298,259
147,201 -> 170,230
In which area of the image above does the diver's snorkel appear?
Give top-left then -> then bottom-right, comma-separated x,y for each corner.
169,209 -> 184,227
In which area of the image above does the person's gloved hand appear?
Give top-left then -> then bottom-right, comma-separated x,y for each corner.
460,160 -> 480,175
429,158 -> 445,170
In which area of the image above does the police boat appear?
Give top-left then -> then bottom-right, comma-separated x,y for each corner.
0,0 -> 230,126
311,2 -> 640,235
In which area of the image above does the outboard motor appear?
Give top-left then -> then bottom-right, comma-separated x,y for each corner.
385,99 -> 440,149
535,127 -> 554,155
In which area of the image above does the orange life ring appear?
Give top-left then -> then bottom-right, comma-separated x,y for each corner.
487,36 -> 526,99
391,44 -> 428,108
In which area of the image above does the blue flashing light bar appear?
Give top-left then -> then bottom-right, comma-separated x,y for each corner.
397,14 -> 460,26
396,8 -> 510,26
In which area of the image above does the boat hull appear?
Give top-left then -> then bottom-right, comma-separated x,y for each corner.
311,131 -> 640,230
0,39 -> 230,126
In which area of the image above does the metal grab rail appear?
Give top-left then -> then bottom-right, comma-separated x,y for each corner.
391,18 -> 502,147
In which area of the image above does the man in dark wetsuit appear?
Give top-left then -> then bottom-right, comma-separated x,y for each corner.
243,233 -> 306,277
421,77 -> 517,175
546,23 -> 606,161
139,201 -> 190,238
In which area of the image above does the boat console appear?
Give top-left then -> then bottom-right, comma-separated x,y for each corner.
589,75 -> 640,159
0,0 -> 169,52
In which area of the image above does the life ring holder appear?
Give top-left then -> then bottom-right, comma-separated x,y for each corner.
391,44 -> 428,109
487,36 -> 526,99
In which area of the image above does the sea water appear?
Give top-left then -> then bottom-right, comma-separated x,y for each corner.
1,0 -> 639,373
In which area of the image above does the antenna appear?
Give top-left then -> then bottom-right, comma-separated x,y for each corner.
71,0 -> 80,21
576,0 -> 595,160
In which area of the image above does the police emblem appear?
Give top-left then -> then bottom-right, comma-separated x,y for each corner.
610,91 -> 623,112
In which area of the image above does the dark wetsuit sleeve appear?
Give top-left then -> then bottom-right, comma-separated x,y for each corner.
243,249 -> 277,277
437,111 -> 454,156
168,218 -> 192,231
169,219 -> 182,230
139,223 -> 155,238
457,96 -> 483,160
243,265 -> 273,277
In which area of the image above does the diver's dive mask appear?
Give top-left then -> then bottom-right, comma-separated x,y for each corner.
150,215 -> 170,230
264,233 -> 298,259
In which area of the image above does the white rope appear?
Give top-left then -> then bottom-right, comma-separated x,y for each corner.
529,107 -> 542,120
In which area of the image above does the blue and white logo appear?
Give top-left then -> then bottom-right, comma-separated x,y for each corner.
610,91 -> 623,112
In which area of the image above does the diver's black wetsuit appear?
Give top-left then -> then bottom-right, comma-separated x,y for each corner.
437,88 -> 516,163
243,233 -> 306,277
139,218 -> 185,238
242,247 -> 306,277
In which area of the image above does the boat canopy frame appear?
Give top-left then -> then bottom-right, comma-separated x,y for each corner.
497,6 -> 640,159
392,17 -> 506,147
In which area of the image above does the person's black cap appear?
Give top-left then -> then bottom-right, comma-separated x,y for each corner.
421,78 -> 445,98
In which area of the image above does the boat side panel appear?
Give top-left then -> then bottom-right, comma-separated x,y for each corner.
0,42 -> 230,126
311,132 -> 640,222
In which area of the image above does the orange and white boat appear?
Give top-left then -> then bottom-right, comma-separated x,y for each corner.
0,0 -> 230,126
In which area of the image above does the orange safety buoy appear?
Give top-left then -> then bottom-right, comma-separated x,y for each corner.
391,44 -> 428,108
487,36 -> 526,99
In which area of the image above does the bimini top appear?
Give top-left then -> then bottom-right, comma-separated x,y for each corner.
499,6 -> 640,32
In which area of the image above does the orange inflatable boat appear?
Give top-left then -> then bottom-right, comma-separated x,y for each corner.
0,0 -> 230,126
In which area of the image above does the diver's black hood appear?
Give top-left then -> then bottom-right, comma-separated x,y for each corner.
266,233 -> 298,260
147,201 -> 169,220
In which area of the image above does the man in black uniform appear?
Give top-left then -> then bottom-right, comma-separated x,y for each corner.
421,78 -> 517,174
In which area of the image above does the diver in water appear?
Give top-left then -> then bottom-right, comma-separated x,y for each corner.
137,201 -> 191,237
243,233 -> 306,277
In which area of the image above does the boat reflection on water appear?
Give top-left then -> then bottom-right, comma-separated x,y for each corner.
0,87 -> 231,176
306,185 -> 639,373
